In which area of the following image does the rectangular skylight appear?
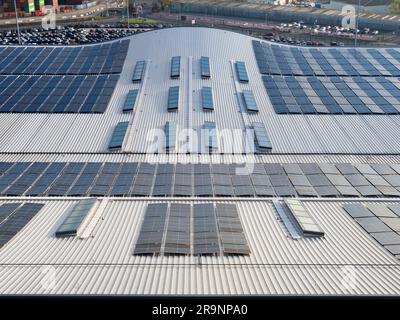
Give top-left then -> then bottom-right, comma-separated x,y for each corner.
253,122 -> 272,151
167,86 -> 179,111
243,90 -> 258,112
203,121 -> 218,150
123,89 -> 139,112
235,61 -> 249,83
201,86 -> 214,110
284,199 -> 324,237
55,198 -> 96,237
200,56 -> 211,78
132,60 -> 146,83
109,121 -> 129,150
165,121 -> 177,151
170,56 -> 181,79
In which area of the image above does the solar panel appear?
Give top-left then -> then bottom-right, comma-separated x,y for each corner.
336,186 -> 360,197
170,56 -> 181,79
55,199 -> 96,237
371,232 -> 400,246
0,202 -> 44,248
194,174 -> 212,186
193,184 -> 212,197
250,174 -> 271,186
200,56 -> 211,79
0,74 -> 117,114
152,173 -> 173,197
109,121 -> 129,150
165,121 -> 176,152
213,174 -> 231,185
201,86 -> 214,110
123,89 -> 139,112
164,203 -> 191,254
167,86 -> 179,111
215,203 -> 250,255
242,90 -> 258,112
133,203 -> 168,255
137,163 -> 156,175
1,161 -> 398,199
174,166 -> 193,197
213,185 -> 233,197
132,60 -> 146,83
342,203 -> 374,218
355,217 -> 392,233
235,61 -> 249,83
193,203 -> 220,255
0,203 -> 22,224
203,121 -> 218,151
284,199 -> 324,237
367,204 -> 398,218
253,122 -> 272,151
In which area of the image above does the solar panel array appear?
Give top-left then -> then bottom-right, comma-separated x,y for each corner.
2,162 -> 400,198
0,202 -> 44,248
0,40 -> 129,75
262,75 -> 400,115
0,74 -> 118,113
55,198 -> 96,237
343,202 -> 400,260
133,202 -> 249,256
253,40 -> 400,115
0,40 -> 129,114
253,41 -> 400,77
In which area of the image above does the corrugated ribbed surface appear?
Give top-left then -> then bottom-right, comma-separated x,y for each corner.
0,28 -> 400,154
0,153 -> 399,164
0,199 -> 398,295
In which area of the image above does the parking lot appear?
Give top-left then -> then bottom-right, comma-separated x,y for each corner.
0,24 -> 146,45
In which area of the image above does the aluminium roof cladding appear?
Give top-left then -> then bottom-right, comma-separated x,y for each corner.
1,28 -> 400,153
0,28 -> 399,296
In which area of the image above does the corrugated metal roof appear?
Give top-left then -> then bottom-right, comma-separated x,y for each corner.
1,27 -> 400,296
0,153 -> 400,164
0,28 -> 400,154
124,28 -> 400,155
0,198 -> 398,295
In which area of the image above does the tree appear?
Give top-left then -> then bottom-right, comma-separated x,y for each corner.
389,0 -> 400,14
152,3 -> 161,12
160,0 -> 173,10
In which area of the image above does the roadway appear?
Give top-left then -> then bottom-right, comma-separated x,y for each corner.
0,2 -> 118,28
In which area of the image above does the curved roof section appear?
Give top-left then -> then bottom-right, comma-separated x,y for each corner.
1,27 -> 400,155
0,28 -> 399,296
0,198 -> 399,295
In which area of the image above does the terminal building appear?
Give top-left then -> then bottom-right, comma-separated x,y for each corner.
1,0 -> 58,14
0,27 -> 399,295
